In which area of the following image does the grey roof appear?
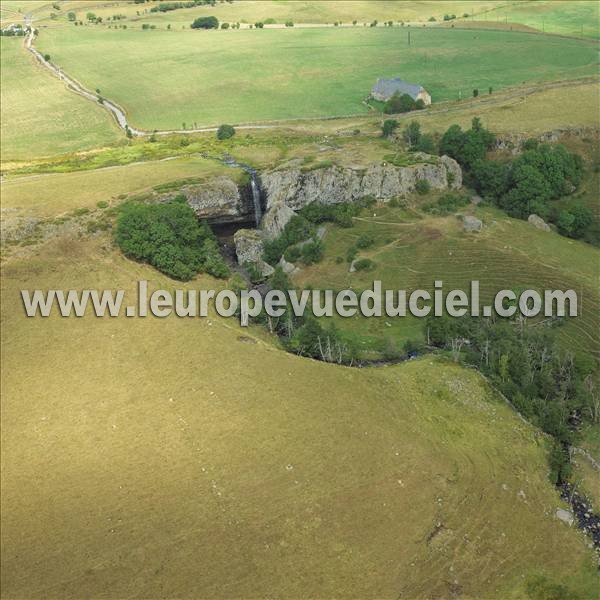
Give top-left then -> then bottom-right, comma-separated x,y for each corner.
372,78 -> 425,100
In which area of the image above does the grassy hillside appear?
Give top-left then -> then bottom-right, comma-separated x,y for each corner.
0,155 -> 241,219
1,233 -> 598,598
292,203 -> 600,362
35,26 -> 599,130
0,37 -> 122,161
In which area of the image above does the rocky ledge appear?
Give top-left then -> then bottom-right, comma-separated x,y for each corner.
260,154 -> 462,238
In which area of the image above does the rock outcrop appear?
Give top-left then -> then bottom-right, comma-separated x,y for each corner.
463,215 -> 483,232
233,228 -> 273,277
160,176 -> 254,224
260,156 -> 461,238
528,214 -> 551,232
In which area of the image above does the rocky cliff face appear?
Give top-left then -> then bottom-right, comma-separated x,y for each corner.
160,176 -> 254,224
259,155 -> 461,238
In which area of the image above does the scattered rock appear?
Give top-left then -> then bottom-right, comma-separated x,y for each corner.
528,214 -> 551,232
234,228 -> 264,265
471,195 -> 482,205
556,508 -> 574,526
463,215 -> 483,232
278,256 -> 299,275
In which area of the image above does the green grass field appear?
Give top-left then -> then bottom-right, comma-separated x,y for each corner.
35,26 -> 599,130
481,0 -> 600,39
0,37 -> 122,161
1,233 -> 598,598
36,1 -> 507,26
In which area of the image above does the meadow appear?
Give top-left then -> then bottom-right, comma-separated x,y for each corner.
0,37 -> 121,160
293,202 -> 600,362
1,231 -> 598,598
34,25 -> 600,131
43,1 -> 507,26
481,0 -> 600,39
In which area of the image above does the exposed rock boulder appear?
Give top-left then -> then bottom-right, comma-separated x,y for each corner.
463,216 -> 483,232
233,228 -> 273,278
234,228 -> 264,264
261,201 -> 296,240
555,508 -> 574,526
260,155 -> 462,216
278,256 -> 299,275
528,214 -> 551,232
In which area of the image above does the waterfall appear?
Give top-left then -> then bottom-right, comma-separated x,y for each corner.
250,175 -> 262,227
221,155 -> 263,227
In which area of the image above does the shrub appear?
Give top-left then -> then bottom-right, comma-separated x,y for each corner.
115,201 -> 228,280
416,134 -> 435,154
415,179 -> 431,195
96,200 -> 109,209
43,54 -> 51,61
283,245 -> 301,263
285,20 -> 294,27
191,16 -> 218,29
353,258 -> 375,271
355,232 -> 375,249
402,121 -> 421,147
423,192 -> 469,215
556,204 -> 593,239
216,124 -> 235,140
263,215 -> 315,265
473,88 -> 479,97
300,240 -> 324,265
221,22 -> 229,29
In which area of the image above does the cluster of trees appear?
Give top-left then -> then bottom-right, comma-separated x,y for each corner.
115,197 -> 229,280
425,314 -> 598,482
191,15 -> 219,29
401,121 -> 435,154
151,0 -> 221,13
384,92 -> 426,114
439,117 -> 496,169
0,26 -> 26,36
439,119 -> 594,242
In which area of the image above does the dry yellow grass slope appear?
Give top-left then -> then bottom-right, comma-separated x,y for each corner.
1,234 -> 598,598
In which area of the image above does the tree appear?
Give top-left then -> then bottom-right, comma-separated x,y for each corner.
416,134 -> 435,154
402,121 -> 421,148
191,16 -> 218,29
43,54 -> 51,62
68,11 -> 76,21
381,119 -> 398,138
384,92 -> 416,114
254,21 -> 264,28
556,205 -> 593,238
216,124 -> 235,140
471,159 -> 509,199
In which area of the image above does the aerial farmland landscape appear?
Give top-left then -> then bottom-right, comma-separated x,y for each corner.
0,1 -> 599,599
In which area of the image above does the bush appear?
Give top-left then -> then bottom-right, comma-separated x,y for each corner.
115,201 -> 228,280
96,200 -> 109,209
191,16 -> 218,29
415,179 -> 431,195
356,232 -> 375,249
555,204 -> 593,239
221,22 -> 229,29
300,201 -> 360,228
43,54 -> 51,61
423,192 -> 469,215
263,215 -> 315,265
216,124 -> 235,140
300,239 -> 324,265
353,258 -> 375,271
